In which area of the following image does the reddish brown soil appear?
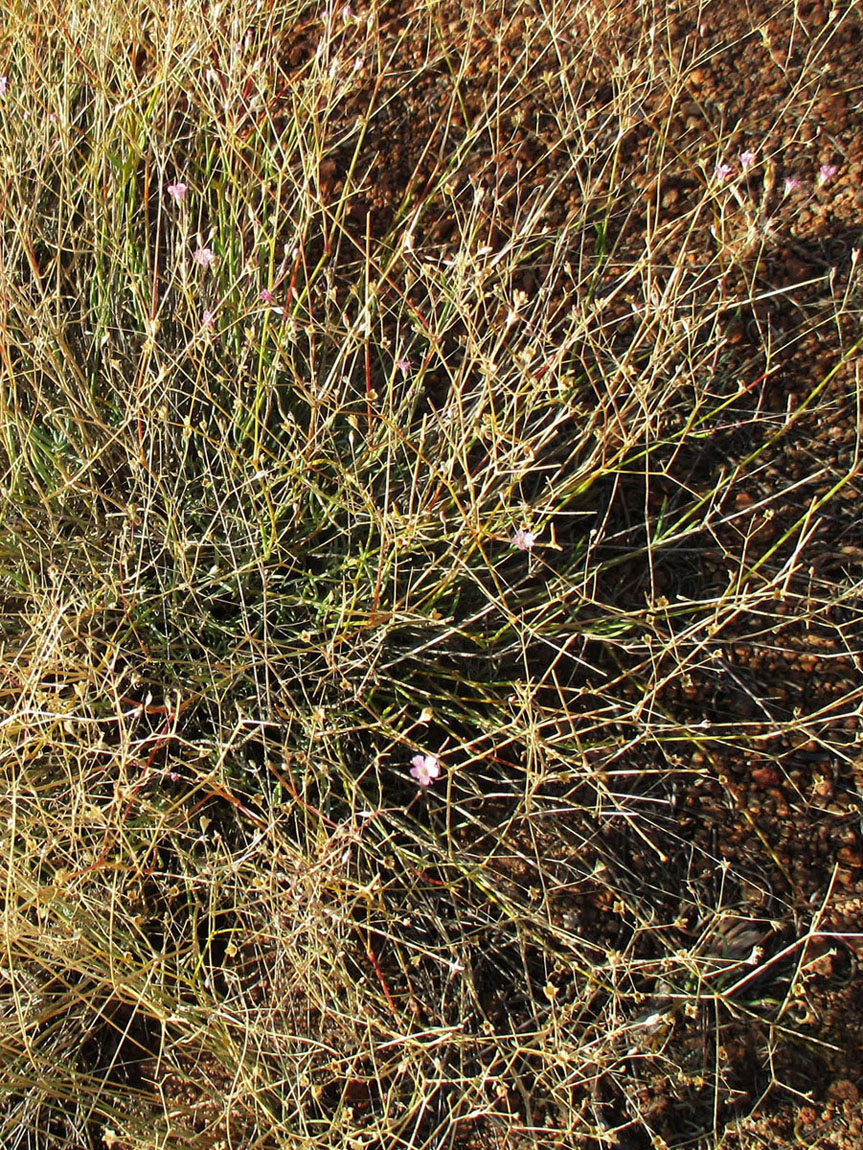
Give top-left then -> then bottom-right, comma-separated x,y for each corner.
144,1 -> 863,1146
317,2 -> 863,1146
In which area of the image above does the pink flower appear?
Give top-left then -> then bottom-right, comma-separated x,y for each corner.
511,528 -> 536,551
396,357 -> 412,377
738,150 -> 756,172
201,309 -> 216,329
259,288 -> 275,303
167,182 -> 188,202
817,163 -> 839,187
713,161 -> 734,184
409,753 -> 440,787
0,76 -> 7,98
783,176 -> 801,195
194,246 -> 215,267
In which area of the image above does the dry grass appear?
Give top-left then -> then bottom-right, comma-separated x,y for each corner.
1,0 -> 861,1147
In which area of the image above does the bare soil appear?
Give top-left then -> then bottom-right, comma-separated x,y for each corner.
124,1 -> 863,1145
314,2 -> 863,1146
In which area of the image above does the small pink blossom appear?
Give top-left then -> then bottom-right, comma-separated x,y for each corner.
409,753 -> 440,787
259,288 -> 275,303
783,176 -> 801,195
738,150 -> 756,172
512,528 -> 536,551
0,77 -> 7,99
194,246 -> 215,267
713,161 -> 734,184
201,309 -> 216,329
396,357 -> 412,377
817,163 -> 839,187
167,181 -> 188,202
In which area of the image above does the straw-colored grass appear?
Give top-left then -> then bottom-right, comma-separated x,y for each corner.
1,1 -> 861,1147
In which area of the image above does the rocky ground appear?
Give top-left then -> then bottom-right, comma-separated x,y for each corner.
293,0 -> 863,1146
5,1 -> 862,1147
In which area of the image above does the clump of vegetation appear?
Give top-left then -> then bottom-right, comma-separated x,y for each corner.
1,1 -> 861,1147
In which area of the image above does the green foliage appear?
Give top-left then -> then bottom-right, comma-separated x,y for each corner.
0,1 -> 860,1147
